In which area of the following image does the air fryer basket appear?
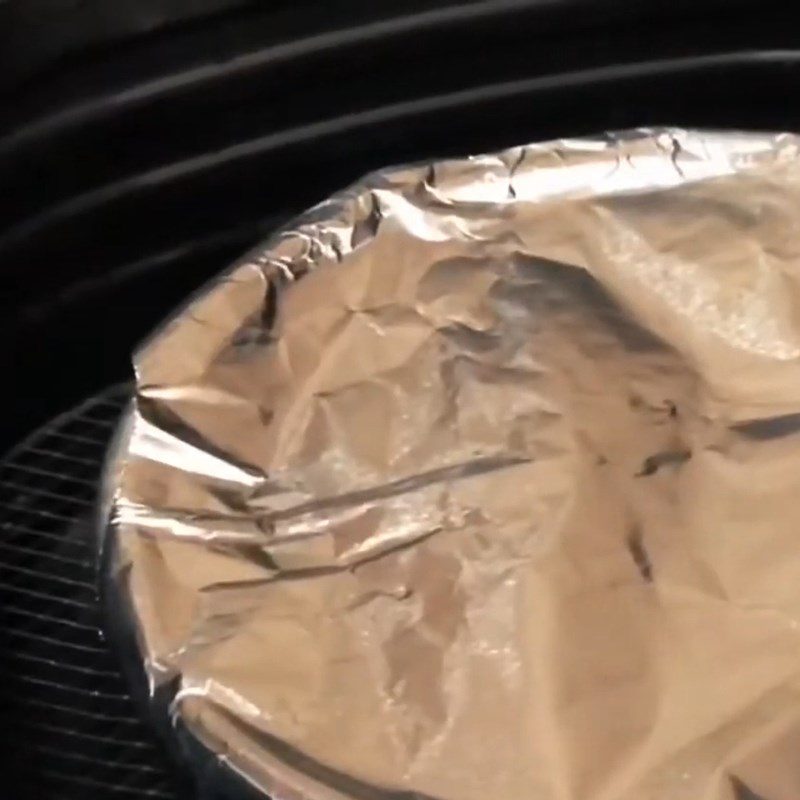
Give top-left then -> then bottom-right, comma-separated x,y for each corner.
1,1 -> 799,798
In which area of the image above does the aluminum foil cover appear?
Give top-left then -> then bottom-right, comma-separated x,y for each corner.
110,129 -> 800,800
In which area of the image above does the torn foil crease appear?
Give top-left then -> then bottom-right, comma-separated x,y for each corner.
110,129 -> 800,800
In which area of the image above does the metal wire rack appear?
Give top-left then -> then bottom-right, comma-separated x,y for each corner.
0,386 -> 184,800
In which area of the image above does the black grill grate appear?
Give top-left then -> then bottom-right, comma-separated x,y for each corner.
0,387 -> 184,800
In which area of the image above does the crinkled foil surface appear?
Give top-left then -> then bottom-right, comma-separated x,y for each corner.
110,129 -> 800,800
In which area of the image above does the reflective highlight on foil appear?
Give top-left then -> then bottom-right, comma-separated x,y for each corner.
109,129 -> 800,800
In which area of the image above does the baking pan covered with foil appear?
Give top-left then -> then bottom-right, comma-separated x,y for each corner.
103,128 -> 800,800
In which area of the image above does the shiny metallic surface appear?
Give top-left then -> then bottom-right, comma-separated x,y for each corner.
109,129 -> 800,800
